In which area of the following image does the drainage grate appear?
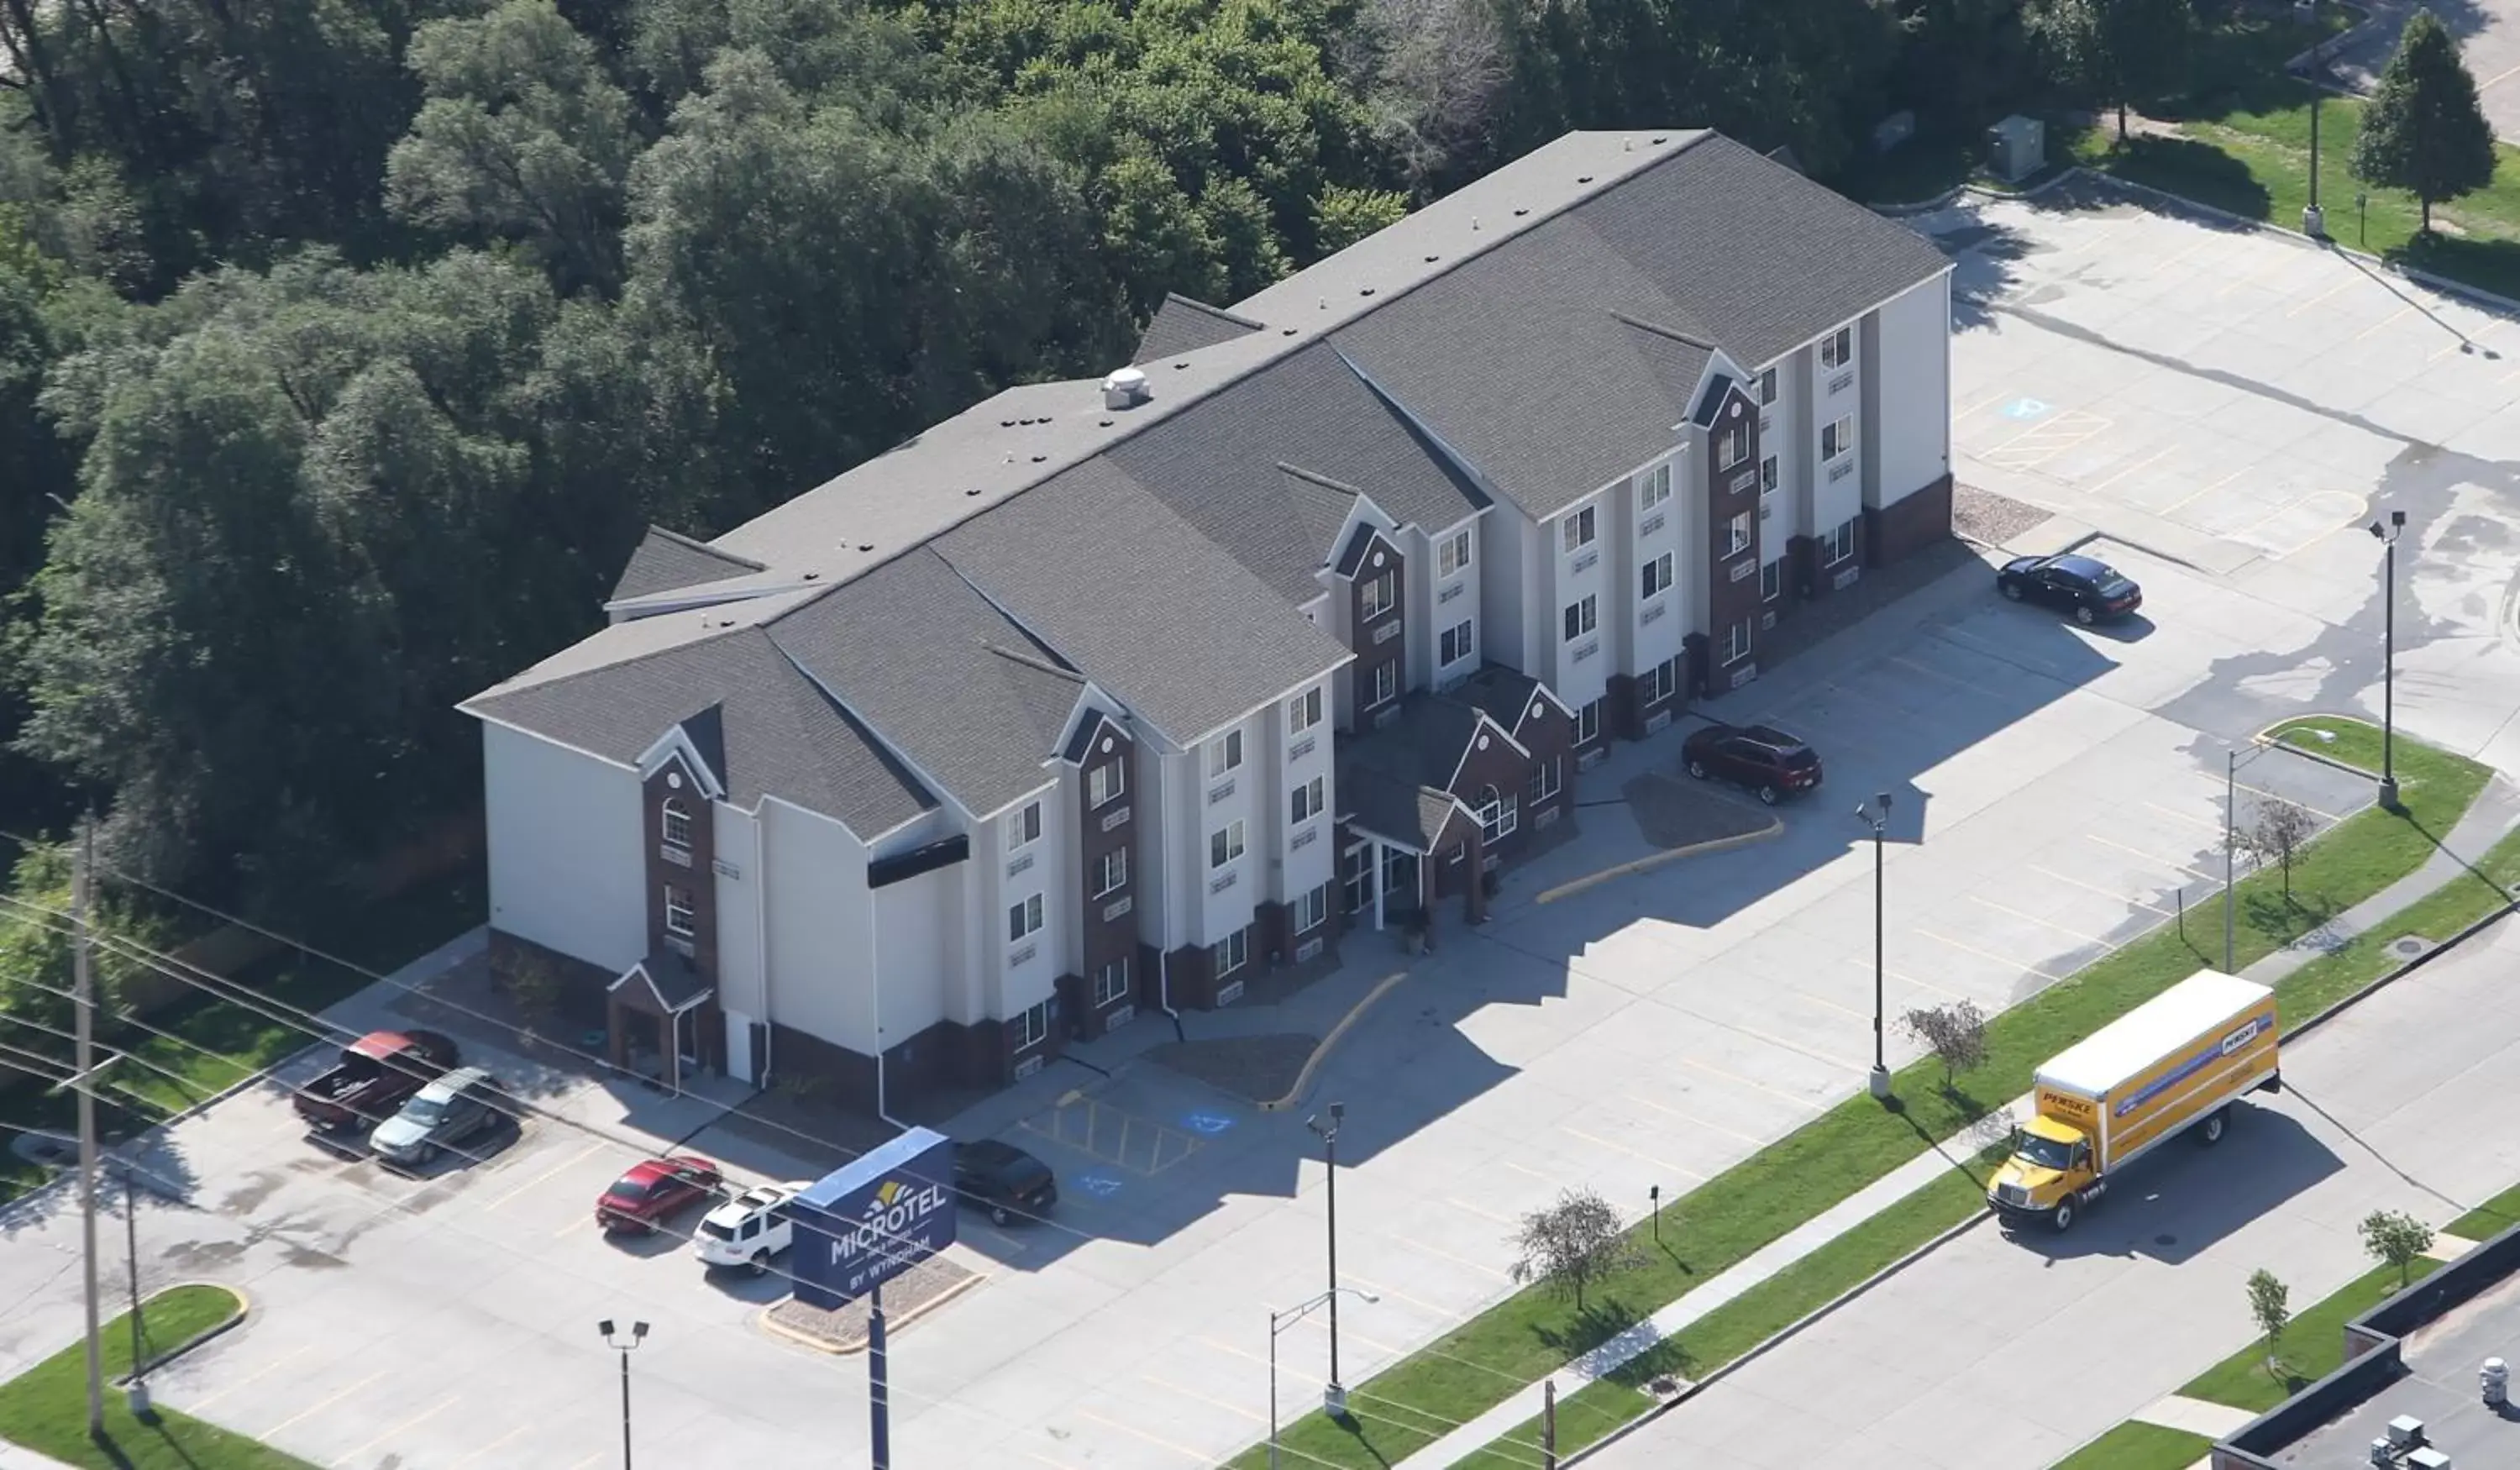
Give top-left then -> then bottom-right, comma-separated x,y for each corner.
2388,935 -> 2433,961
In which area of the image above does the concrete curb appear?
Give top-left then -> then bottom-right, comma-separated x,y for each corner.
1532,818 -> 1785,906
1563,1206 -> 1997,1464
114,1281 -> 251,1389
2251,716 -> 2393,785
1257,970 -> 1410,1113
2285,1 -> 2385,75
2284,896 -> 2517,1045
757,1269 -> 989,1357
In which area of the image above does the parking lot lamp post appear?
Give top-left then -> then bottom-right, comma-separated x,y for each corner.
2370,511 -> 2407,811
597,1320 -> 648,1470
1270,1288 -> 1378,1468
1306,1103 -> 1347,1412
2226,748 -> 2240,972
1856,794 -> 1893,1100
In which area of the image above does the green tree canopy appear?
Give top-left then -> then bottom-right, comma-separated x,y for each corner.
2352,8 -> 2496,234
2024,0 -> 2193,143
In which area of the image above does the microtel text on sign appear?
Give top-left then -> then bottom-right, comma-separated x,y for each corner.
832,1176 -> 954,1270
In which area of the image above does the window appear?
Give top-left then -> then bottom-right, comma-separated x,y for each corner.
1008,894 -> 1044,942
1207,730 -> 1244,778
1575,699 -> 1601,746
1562,505 -> 1597,554
1438,528 -> 1474,578
660,798 -> 692,850
1528,756 -> 1562,805
1343,844 -> 1374,913
1721,619 -> 1752,665
1757,368 -> 1777,406
1823,414 -> 1855,462
1093,848 -> 1127,898
1360,571 -> 1396,619
1005,800 -> 1042,850
1760,455 -> 1779,495
663,884 -> 695,937
1641,553 -> 1674,599
1821,326 -> 1853,370
1640,657 -> 1678,705
1562,595 -> 1598,643
1210,820 -> 1246,869
1717,422 -> 1750,470
1288,686 -> 1323,734
1824,517 -> 1859,565
1212,927 -> 1249,978
1088,759 -> 1126,808
1725,512 -> 1752,558
1761,558 -> 1783,602
1013,999 -> 1051,1049
1093,958 -> 1130,1008
1640,464 -> 1672,512
1293,885 -> 1329,934
1475,785 -> 1519,843
1441,619 -> 1475,667
1291,774 -> 1326,824
1369,660 -> 1398,707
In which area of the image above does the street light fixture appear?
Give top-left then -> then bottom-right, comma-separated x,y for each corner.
2369,510 -> 2407,811
1855,793 -> 1894,1101
597,1319 -> 648,1470
1305,1103 -> 1347,1413
1270,1289 -> 1378,1468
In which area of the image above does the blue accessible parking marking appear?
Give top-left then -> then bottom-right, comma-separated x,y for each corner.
2000,396 -> 2052,421
1183,1110 -> 1236,1137
1077,1171 -> 1126,1199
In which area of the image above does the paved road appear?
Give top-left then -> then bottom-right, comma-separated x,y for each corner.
1587,913 -> 2520,1470
2324,0 -> 2520,144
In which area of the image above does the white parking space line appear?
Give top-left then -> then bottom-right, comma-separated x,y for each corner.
2428,318 -> 2507,363
1788,987 -> 1871,1022
1618,1091 -> 1769,1147
1073,1404 -> 1213,1463
1140,1373 -> 1265,1424
255,1368 -> 389,1440
1393,1232 -> 1515,1282
2283,276 -> 2362,318
1444,1194 -> 1516,1226
1963,893 -> 2120,951
178,1343 -> 313,1415
2213,773 -> 2349,822
2031,864 -> 2174,918
1676,1055 -> 1824,1110
444,1423 -> 536,1469
2351,304 -> 2418,342
1342,1272 -> 1466,1320
1914,927 -> 2071,988
481,1137 -> 607,1209
328,1394 -> 460,1467
2082,831 -> 2215,884
1558,1124 -> 1709,1184
2142,799 -> 2221,832
2157,465 -> 2253,517
1840,956 -> 1969,1004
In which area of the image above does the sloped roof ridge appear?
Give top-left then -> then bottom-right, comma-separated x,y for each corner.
649,524 -> 765,570
1163,293 -> 1268,332
1275,461 -> 1367,497
1608,307 -> 1719,352
984,642 -> 1084,683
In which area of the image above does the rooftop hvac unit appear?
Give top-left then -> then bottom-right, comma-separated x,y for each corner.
2406,1449 -> 2452,1470
2388,1415 -> 2428,1450
1986,115 -> 2045,185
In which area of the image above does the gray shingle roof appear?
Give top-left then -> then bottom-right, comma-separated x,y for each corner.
1449,664 -> 1559,738
610,526 -> 767,603
934,458 -> 1353,744
1340,764 -> 1457,852
1133,294 -> 1268,365
767,549 -> 1083,818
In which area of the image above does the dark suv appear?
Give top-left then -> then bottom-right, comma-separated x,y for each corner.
953,1139 -> 1058,1226
1996,553 -> 2144,626
1681,723 -> 1824,805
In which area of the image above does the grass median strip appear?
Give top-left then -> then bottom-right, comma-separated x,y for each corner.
0,1284 -> 310,1470
2049,1420 -> 2216,1470
1234,726 -> 2486,1470
2448,1181 -> 2520,1242
2182,1257 -> 2446,1414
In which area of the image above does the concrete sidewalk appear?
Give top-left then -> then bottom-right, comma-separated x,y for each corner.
1398,772 -> 2520,1468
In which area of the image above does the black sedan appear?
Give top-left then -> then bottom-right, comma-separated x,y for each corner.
1996,553 -> 2143,626
954,1139 -> 1058,1226
1681,722 -> 1823,805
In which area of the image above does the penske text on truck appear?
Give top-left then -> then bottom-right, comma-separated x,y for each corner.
1989,969 -> 2280,1234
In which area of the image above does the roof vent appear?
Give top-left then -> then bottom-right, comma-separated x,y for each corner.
1030,454 -> 1047,463
1000,418 -> 1016,428
803,570 -> 821,580
1471,216 -> 1480,230
1578,174 -> 1593,183
856,543 -> 872,552
1100,366 -> 1152,411
964,488 -> 981,496
1099,418 -> 1114,427
1359,286 -> 1376,297
1514,207 -> 1529,218
1282,328 -> 1297,336
1423,254 -> 1439,263
1623,137 -> 1633,151
1651,135 -> 1668,144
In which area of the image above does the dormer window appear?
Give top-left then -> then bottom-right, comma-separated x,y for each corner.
661,797 -> 692,849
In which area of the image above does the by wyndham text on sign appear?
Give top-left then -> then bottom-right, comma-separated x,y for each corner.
790,1126 -> 958,1310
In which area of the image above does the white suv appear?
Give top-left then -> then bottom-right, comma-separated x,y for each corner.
693,1180 -> 810,1275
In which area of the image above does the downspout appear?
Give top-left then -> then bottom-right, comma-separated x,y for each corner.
1153,740 -> 1186,1042
755,811 -> 775,1085
872,897 -> 906,1131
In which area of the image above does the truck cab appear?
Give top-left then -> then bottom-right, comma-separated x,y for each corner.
1991,1115 -> 2097,1227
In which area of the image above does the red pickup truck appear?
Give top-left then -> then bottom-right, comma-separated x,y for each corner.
294,1030 -> 459,1133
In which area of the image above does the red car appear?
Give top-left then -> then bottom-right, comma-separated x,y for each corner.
596,1155 -> 722,1235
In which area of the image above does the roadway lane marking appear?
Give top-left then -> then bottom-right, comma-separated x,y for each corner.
1914,927 -> 2071,987
1675,1056 -> 1824,1111
1965,893 -> 2122,950
2476,59 -> 2520,92
328,1394 -> 460,1467
2031,864 -> 2175,918
1558,1125 -> 1709,1184
482,1138 -> 608,1210
180,1343 -> 313,1414
257,1368 -> 390,1440
444,1423 -> 536,1469
2082,831 -> 2217,884
1619,1091 -> 1768,1147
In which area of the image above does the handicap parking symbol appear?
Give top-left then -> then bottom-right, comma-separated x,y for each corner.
1078,1171 -> 1126,1199
2000,396 -> 2052,421
1184,1110 -> 1236,1137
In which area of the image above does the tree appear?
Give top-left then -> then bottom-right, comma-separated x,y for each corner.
1348,0 -> 1512,189
2360,1209 -> 2434,1289
1901,1000 -> 1988,1089
1508,1188 -> 1645,1311
2241,797 -> 2319,897
1314,184 -> 1409,255
2352,8 -> 2496,234
2246,1268 -> 2290,1377
2025,0 -> 2196,143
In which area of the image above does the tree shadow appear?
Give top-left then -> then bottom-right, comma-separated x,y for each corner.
1530,1296 -> 1649,1359
2091,134 -> 2277,223
2242,885 -> 2339,937
2388,234 -> 2520,316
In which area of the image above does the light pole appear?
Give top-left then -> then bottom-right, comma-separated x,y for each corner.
1305,1103 -> 1347,1414
2370,510 -> 2407,811
1855,793 -> 1894,1100
597,1319 -> 648,1469
1270,1289 -> 1378,1468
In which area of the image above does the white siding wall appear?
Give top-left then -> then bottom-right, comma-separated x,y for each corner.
1632,453 -> 1688,676
1758,369 -> 1801,552
1481,506 -> 1538,677
988,781 -> 1062,995
1141,740 -> 1193,966
711,804 -> 765,1025
1551,490 -> 1614,711
1194,713 -> 1263,945
483,722 -> 644,973
1423,517 -> 1484,691
878,855 -> 957,1044
760,797 -> 874,1053
1870,272 -> 1955,507
1275,680 -> 1337,906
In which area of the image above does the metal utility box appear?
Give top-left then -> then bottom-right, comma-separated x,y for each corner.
1987,115 -> 2046,184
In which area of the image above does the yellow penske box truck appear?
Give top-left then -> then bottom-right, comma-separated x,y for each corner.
1989,969 -> 2280,1234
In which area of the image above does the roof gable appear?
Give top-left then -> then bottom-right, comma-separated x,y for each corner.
1132,293 -> 1268,365
609,526 -> 768,604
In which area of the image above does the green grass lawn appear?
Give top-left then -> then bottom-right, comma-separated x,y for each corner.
0,1284 -> 310,1470
2181,1257 -> 2444,1413
1235,727 -> 2487,1470
2448,1180 -> 2520,1242
2050,1420 -> 2217,1470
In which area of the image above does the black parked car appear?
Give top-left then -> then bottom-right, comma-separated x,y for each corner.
1996,553 -> 2143,626
1681,723 -> 1824,805
954,1139 -> 1058,1226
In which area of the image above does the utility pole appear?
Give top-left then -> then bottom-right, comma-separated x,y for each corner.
74,816 -> 105,1441
2224,749 -> 2238,973
869,1281 -> 890,1470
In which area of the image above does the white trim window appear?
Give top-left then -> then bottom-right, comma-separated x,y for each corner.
1210,820 -> 1246,869
1574,699 -> 1601,745
1562,594 -> 1597,643
1641,552 -> 1673,599
1725,512 -> 1752,558
1093,958 -> 1130,1008
1640,464 -> 1672,512
1212,927 -> 1248,978
1093,848 -> 1127,899
1293,885 -> 1328,934
1360,570 -> 1397,619
663,883 -> 695,937
1761,558 -> 1784,603
1717,421 -> 1750,470
1527,756 -> 1562,806
1005,800 -> 1042,851
1207,730 -> 1244,778
1440,619 -> 1475,667
1760,454 -> 1779,495
1475,785 -> 1519,843
1757,367 -> 1777,405
1288,686 -> 1323,735
1824,517 -> 1859,565
1369,660 -> 1397,707
1088,759 -> 1126,808
1640,657 -> 1679,705
1823,414 -> 1855,462
660,797 -> 692,850
1013,999 -> 1050,1049
1562,505 -> 1597,554
1721,619 -> 1752,665
1437,528 -> 1473,577
1008,894 -> 1044,942
1291,774 -> 1326,824
1821,326 -> 1853,370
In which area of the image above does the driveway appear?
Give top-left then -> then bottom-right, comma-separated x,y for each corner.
1586,912 -> 2520,1470
2323,0 -> 2520,144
